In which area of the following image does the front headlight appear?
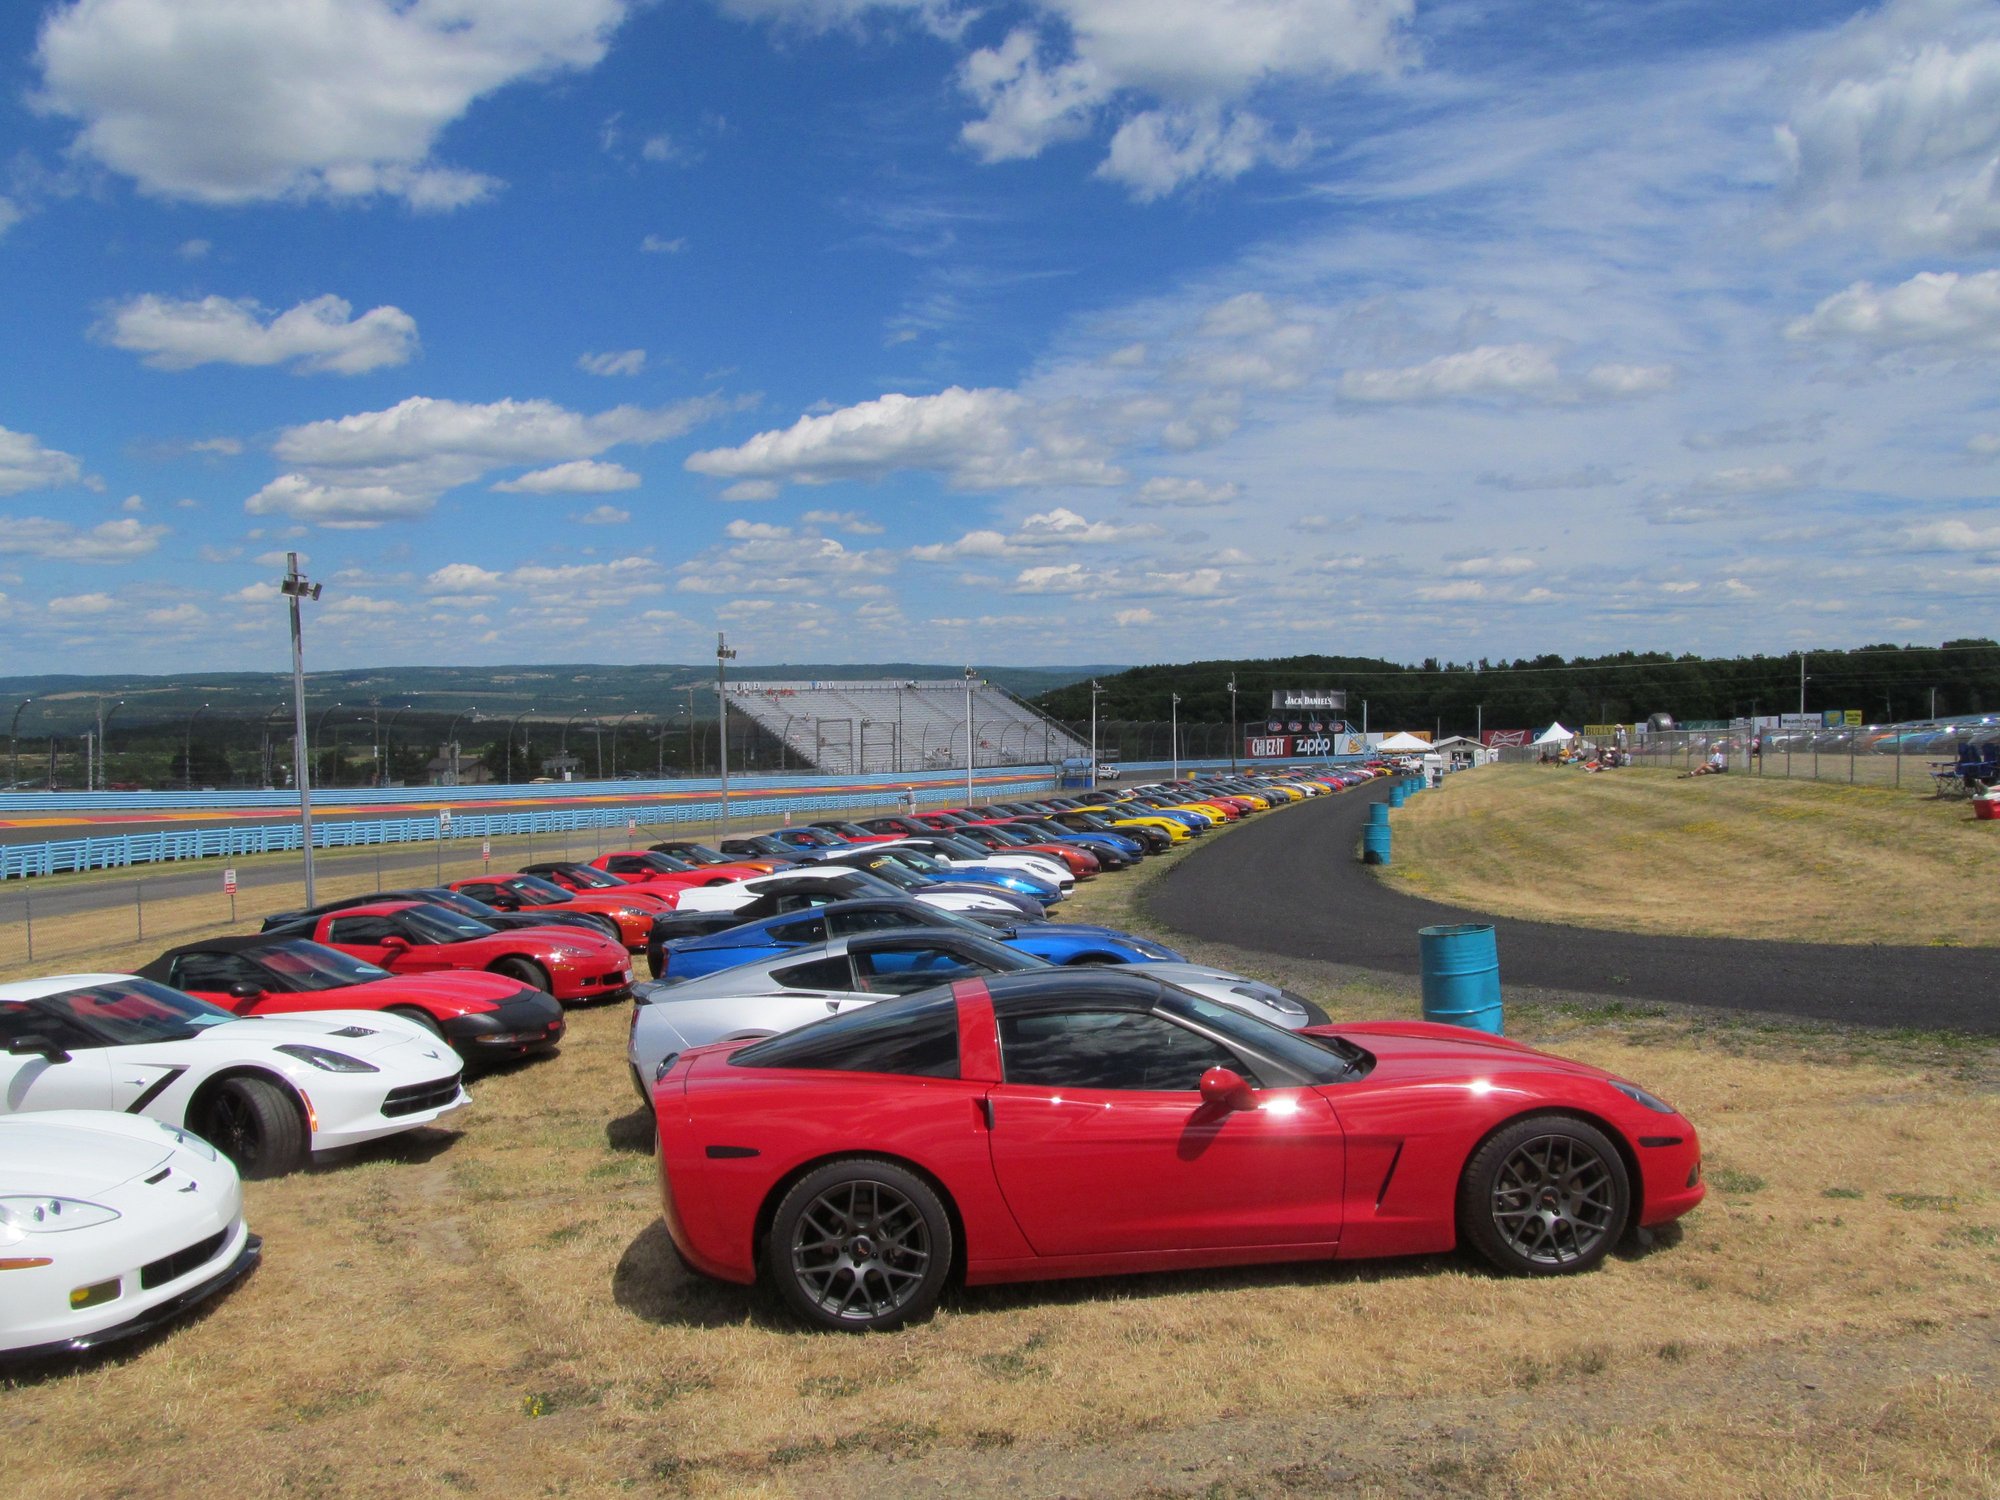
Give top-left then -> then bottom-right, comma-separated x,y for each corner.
1611,1080 -> 1676,1113
616,907 -> 651,919
0,1195 -> 122,1232
551,944 -> 594,960
275,1043 -> 380,1074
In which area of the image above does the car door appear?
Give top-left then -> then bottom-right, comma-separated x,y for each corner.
984,1003 -> 1343,1258
171,950 -> 281,1014
323,913 -> 406,970
0,997 -> 116,1112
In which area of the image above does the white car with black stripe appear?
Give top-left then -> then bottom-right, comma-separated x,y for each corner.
0,1111 -> 259,1362
0,974 -> 468,1179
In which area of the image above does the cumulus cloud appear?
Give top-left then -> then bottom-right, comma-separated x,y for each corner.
1340,344 -> 1561,401
0,426 -> 84,495
910,505 -> 1159,560
1900,516 -> 2000,549
425,555 -> 665,608
0,517 -> 167,561
721,480 -> 781,501
578,349 -> 646,376
1477,466 -> 1620,492
641,233 -> 687,253
49,592 -> 117,615
1128,476 -> 1240,508
1786,269 -> 2000,351
94,293 -> 417,373
1583,362 -> 1675,396
800,508 -> 884,533
492,459 -> 642,494
575,505 -> 631,525
34,0 -> 628,208
248,394 -> 726,524
686,386 -> 1126,491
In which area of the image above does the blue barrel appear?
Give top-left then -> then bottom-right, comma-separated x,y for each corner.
1419,923 -> 1502,1033
1367,803 -> 1390,828
1388,786 -> 1406,808
1361,824 -> 1391,865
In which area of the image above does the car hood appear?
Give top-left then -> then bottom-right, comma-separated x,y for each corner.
0,1112 -> 178,1194
213,1011 -> 457,1059
1313,1022 -> 1613,1083
358,971 -> 521,1009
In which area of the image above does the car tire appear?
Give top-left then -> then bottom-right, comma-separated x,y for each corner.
764,1157 -> 953,1332
387,1005 -> 444,1037
494,956 -> 553,993
1458,1115 -> 1630,1276
196,1076 -> 307,1180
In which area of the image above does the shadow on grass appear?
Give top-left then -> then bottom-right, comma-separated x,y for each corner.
309,1124 -> 464,1173
612,1220 -> 785,1330
0,1258 -> 260,1387
605,1104 -> 657,1155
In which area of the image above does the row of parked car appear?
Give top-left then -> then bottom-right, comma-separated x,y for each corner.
2,764 -> 1707,1349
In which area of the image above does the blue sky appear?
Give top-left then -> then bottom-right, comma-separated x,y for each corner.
2,0 -> 1998,674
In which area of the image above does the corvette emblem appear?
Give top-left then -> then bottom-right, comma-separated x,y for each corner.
179,1181 -> 199,1194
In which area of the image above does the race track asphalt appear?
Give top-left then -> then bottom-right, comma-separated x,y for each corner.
1147,783 -> 2000,1035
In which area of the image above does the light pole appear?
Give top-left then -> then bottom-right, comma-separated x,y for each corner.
281,552 -> 324,906
313,701 -> 345,786
1227,674 -> 1239,773
559,713 -> 593,781
610,710 -> 641,778
716,631 -> 737,834
1171,693 -> 1181,780
183,702 -> 211,789
93,697 -> 124,791
9,697 -> 32,789
503,711 -> 532,784
1089,679 -> 1105,789
378,704 -> 417,787
443,710 -> 479,785
963,667 -> 978,803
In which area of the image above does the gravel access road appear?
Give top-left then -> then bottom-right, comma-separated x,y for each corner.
1147,782 -> 2000,1035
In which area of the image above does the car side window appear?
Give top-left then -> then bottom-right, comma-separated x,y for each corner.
175,952 -> 267,991
0,999 -> 99,1051
326,915 -> 397,945
457,883 -> 502,903
999,1008 -> 1249,1092
767,915 -> 829,946
607,856 -> 642,873
771,955 -> 856,991
853,944 -> 980,996
827,908 -> 916,938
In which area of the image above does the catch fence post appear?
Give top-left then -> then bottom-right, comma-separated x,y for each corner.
135,878 -> 143,939
23,891 -> 32,962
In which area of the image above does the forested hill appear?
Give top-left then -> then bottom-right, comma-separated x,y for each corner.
1032,643 -> 2000,733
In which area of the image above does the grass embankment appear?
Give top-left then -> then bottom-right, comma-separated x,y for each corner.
1380,761 -> 2000,946
3,797 -> 1998,1497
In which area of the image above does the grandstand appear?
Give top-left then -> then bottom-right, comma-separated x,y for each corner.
727,678 -> 1088,774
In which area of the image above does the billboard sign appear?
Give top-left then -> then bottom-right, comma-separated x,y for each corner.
1269,689 -> 1346,712
1245,734 -> 1339,758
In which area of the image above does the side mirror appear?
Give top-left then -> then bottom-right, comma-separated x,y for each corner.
379,934 -> 411,952
1198,1066 -> 1257,1112
491,895 -> 521,910
7,1033 -> 71,1063
228,981 -> 263,1000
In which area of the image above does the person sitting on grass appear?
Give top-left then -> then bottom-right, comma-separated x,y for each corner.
1681,745 -> 1729,778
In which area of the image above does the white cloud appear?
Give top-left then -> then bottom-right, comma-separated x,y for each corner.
249,394 -> 725,523
910,505 -> 1159,560
1340,344 -> 1562,402
1900,517 -> 2000,549
1098,107 -> 1307,200
0,518 -> 166,561
725,519 -> 791,539
94,293 -> 417,374
578,349 -> 647,377
575,505 -> 631,525
177,237 -> 210,259
1128,476 -> 1240,508
1969,433 -> 2000,456
34,0 -> 628,208
1413,580 -> 1486,601
641,233 -> 688,253
492,459 -> 642,494
48,592 -> 117,616
1787,269 -> 2000,352
0,427 -> 84,495
0,197 -> 21,239
1583,362 -> 1675,397
1113,607 -> 1157,626
1446,555 -> 1535,577
800,508 -> 884,533
721,480 -> 780,501
687,386 -> 1125,490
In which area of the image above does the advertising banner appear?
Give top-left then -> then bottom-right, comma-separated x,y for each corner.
1481,730 -> 1530,747
1245,734 -> 1342,758
1268,689 -> 1347,712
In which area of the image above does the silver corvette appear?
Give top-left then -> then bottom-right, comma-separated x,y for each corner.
625,926 -> 1322,1100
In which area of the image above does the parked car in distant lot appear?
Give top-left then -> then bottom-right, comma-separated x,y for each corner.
136,936 -> 565,1063
447,873 -> 669,951
283,901 -> 633,1004
653,968 -> 1706,1331
263,885 -> 620,942
0,1111 -> 261,1362
0,974 -> 467,1178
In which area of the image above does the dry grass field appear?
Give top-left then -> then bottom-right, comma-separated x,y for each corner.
1382,762 -> 2000,946
4,792 -> 1999,1497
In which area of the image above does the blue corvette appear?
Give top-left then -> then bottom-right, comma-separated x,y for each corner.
808,846 -> 1063,906
655,897 -> 1184,980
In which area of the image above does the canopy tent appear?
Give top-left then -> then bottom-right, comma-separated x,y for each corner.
1533,722 -> 1575,745
1376,732 -> 1433,752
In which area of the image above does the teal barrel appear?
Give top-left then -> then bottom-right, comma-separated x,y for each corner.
1367,802 -> 1390,828
1361,823 -> 1391,865
1388,785 -> 1406,808
1419,923 -> 1502,1033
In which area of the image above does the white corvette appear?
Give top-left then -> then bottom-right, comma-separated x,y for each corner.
1,1111 -> 259,1361
670,865 -> 1024,918
0,974 -> 469,1178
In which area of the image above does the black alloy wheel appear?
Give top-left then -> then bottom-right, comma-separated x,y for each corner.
197,1076 -> 307,1180
765,1158 -> 952,1332
1459,1116 -> 1629,1276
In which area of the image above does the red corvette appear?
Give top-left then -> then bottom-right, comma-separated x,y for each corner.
303,900 -> 633,1004
589,850 -> 773,889
448,873 -> 670,951
654,969 -> 1704,1331
135,935 -> 565,1062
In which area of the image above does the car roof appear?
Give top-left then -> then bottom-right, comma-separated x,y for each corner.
0,972 -> 152,1001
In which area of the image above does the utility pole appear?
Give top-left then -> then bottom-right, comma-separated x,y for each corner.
716,632 -> 737,834
683,684 -> 697,773
1171,693 -> 1181,780
963,667 -> 977,804
1799,652 -> 1807,716
281,553 -> 324,906
1089,680 -> 1106,788
1227,675 -> 1238,773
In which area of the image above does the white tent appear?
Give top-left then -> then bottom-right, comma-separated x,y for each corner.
1376,731 -> 1432,752
1533,722 -> 1575,745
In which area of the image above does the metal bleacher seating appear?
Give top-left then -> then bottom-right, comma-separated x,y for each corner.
727,679 -> 1089,774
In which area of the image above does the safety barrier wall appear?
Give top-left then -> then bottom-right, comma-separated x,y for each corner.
0,754 -> 1362,880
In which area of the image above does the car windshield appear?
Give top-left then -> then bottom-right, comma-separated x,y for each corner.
925,834 -> 989,858
35,978 -> 239,1045
632,852 -> 693,873
401,904 -> 498,942
923,933 -> 1047,972
660,845 -> 728,865
506,876 -> 576,903
559,864 -> 626,889
853,861 -> 922,891
877,849 -> 945,875
982,827 -> 1034,846
256,941 -> 392,990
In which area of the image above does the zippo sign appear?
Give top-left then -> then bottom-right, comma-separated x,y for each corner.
1246,735 -> 1337,758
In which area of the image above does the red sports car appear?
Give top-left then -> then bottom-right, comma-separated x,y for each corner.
136,935 -> 565,1062
448,873 -> 670,952
589,850 -> 773,889
303,900 -> 633,1004
654,969 -> 1704,1331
